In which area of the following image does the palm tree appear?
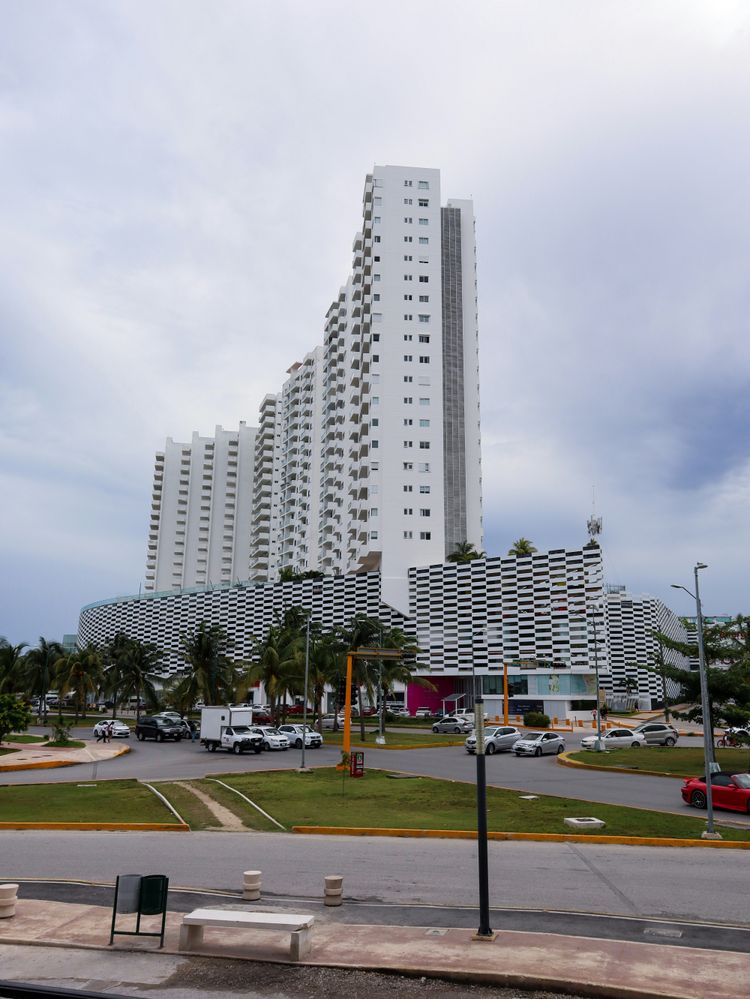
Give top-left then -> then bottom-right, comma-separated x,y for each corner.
306,627 -> 339,733
55,644 -> 103,721
242,609 -> 305,723
117,639 -> 162,719
0,638 -> 27,695
508,537 -> 537,557
102,632 -> 133,718
334,615 -> 382,741
447,541 -> 485,564
23,637 -> 64,723
174,622 -> 234,709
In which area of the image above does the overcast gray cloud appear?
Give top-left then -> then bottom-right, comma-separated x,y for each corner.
1,0 -> 748,643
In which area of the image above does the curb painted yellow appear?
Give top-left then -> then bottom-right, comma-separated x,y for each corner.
557,751 -> 693,780
291,824 -> 750,849
0,821 -> 188,831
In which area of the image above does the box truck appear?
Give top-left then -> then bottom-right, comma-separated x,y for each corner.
199,706 -> 263,754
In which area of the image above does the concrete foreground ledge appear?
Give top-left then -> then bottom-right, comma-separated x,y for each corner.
2,898 -> 750,999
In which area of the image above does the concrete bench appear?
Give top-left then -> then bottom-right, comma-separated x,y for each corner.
178,908 -> 314,961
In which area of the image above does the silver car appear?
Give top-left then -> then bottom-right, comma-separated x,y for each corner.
278,724 -> 323,749
633,722 -> 679,747
513,731 -> 566,757
465,726 -> 522,755
433,715 -> 473,734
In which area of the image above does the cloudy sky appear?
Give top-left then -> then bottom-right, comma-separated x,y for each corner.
1,0 -> 748,645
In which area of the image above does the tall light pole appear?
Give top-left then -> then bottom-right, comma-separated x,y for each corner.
671,563 -> 720,839
299,613 -> 311,773
590,605 -> 604,751
470,659 -> 493,939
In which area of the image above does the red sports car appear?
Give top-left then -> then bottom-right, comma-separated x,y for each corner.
681,772 -> 750,814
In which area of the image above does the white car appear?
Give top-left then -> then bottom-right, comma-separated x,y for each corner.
465,726 -> 523,755
253,726 -> 290,751
321,714 -> 346,730
513,731 -> 566,756
580,728 -> 646,750
92,719 -> 131,739
278,724 -> 323,749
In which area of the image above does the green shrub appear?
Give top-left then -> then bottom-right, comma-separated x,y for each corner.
524,711 -> 550,729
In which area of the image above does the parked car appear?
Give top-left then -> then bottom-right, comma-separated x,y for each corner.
92,719 -> 130,739
580,729 -> 646,750
432,715 -> 473,734
414,707 -> 432,719
252,726 -> 290,751
135,716 -> 184,742
632,722 -> 679,747
681,772 -> 750,813
278,724 -> 323,749
389,707 -> 411,718
465,726 -> 522,755
321,714 -> 346,730
513,731 -> 566,756
152,712 -> 191,736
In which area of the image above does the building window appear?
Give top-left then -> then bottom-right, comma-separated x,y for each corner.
373,332 -> 380,341
419,397 -> 430,405
374,235 -> 381,242
403,197 -> 412,205
403,354 -> 412,362
370,531 -> 379,540
419,275 -> 429,283
374,273 -> 381,281
372,440 -> 379,448
372,396 -> 380,404
419,441 -> 430,449
404,314 -> 413,321
403,440 -> 413,448
419,463 -> 430,472
404,274 -> 413,281
403,530 -> 413,539
418,180 -> 429,189
370,508 -> 379,517
419,334 -> 430,343
404,294 -> 412,301
371,417 -> 379,426
419,419 -> 430,427
420,508 -> 431,517
418,218 -> 429,226
403,462 -> 413,470
404,508 -> 413,515
403,217 -> 412,223
420,531 -> 432,540
403,334 -> 413,341
419,295 -> 429,303
418,199 -> 429,207
418,376 -> 430,386
404,179 -> 413,187
404,375 -> 413,382
418,314 -> 430,323
419,355 -> 430,363
404,254 -> 412,261
373,293 -> 380,302
372,354 -> 379,362
404,236 -> 413,242
373,216 -> 381,224
419,484 -> 431,493
404,484 -> 413,492
403,418 -> 413,426
418,237 -> 429,245
373,313 -> 383,322
403,396 -> 413,403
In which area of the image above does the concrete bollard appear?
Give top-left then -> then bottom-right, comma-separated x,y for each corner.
0,884 -> 19,919
242,870 -> 262,901
324,875 -> 343,907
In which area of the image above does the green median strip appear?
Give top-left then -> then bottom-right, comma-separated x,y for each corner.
0,779 -> 184,825
0,748 -> 19,757
323,730 -> 465,748
567,747 -> 750,777
212,767 -> 750,841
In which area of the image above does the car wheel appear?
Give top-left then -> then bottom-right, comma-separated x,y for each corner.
432,726 -> 439,733
176,735 -> 182,742
631,741 -> 641,748
254,745 -> 262,754
486,743 -> 496,755
158,733 -> 165,743
232,743 -> 241,755
534,747 -> 542,757
209,742 -> 217,752
691,790 -> 707,809
665,737 -> 676,747
556,744 -> 564,754
295,738 -> 302,749
263,741 -> 270,751
453,726 -> 461,734
137,732 -> 144,742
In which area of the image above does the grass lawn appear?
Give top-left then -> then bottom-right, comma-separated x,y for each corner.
0,779 -> 183,824
44,739 -> 87,749
323,729 -> 465,748
0,748 -> 19,757
154,782 -> 218,831
212,767 -> 750,840
568,747 -> 750,777
5,734 -> 46,744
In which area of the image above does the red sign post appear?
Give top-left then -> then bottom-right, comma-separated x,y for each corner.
349,751 -> 364,778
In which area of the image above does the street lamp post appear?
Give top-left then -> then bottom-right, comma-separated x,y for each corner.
590,606 -> 604,751
299,613 -> 311,773
470,661 -> 493,939
671,564 -> 720,839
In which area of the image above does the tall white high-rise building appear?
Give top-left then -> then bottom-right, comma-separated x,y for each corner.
146,166 -> 483,614
248,165 -> 483,611
145,422 -> 257,591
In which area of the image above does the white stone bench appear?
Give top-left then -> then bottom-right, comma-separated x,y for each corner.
178,908 -> 314,961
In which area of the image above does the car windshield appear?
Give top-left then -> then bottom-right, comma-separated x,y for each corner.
732,774 -> 750,788
523,733 -> 544,740
233,726 -> 251,734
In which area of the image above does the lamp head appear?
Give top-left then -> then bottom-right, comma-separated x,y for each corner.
696,562 -> 708,570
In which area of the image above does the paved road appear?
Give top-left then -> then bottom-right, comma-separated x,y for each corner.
3,829 -> 750,925
4,725 -> 748,827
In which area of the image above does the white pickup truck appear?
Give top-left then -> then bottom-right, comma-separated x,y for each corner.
199,706 -> 263,754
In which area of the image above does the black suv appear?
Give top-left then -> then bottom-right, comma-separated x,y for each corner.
135,716 -> 184,742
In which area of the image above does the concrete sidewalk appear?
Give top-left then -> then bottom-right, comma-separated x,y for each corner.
0,740 -> 128,771
1,896 -> 749,999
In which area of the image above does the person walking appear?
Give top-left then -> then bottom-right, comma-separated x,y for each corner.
106,721 -> 114,743
95,724 -> 105,744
